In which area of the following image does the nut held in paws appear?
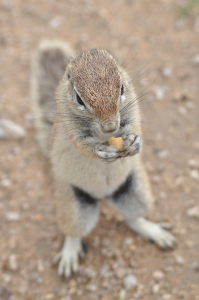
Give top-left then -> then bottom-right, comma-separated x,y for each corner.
108,137 -> 124,150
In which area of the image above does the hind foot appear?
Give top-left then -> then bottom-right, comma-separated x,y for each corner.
53,236 -> 85,278
126,217 -> 175,249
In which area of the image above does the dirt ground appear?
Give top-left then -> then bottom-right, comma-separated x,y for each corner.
0,0 -> 199,299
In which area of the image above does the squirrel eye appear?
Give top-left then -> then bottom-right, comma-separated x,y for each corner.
68,74 -> 70,80
76,92 -> 85,107
121,85 -> 124,95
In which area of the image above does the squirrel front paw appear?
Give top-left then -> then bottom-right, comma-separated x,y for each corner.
119,133 -> 141,158
96,143 -> 120,163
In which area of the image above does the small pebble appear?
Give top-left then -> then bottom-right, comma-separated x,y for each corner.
152,283 -> 160,294
8,254 -> 18,271
175,19 -> 185,30
84,268 -> 97,278
188,159 -> 198,168
119,288 -> 127,300
129,259 -> 137,269
162,294 -> 172,300
185,101 -> 194,109
123,274 -> 137,290
123,237 -> 134,246
6,212 -> 20,221
45,294 -> 54,300
189,170 -> 199,181
157,150 -> 169,159
99,264 -> 110,277
0,119 -> 26,140
37,259 -> 45,272
1,179 -> 12,188
161,67 -> 172,78
115,267 -> 127,279
194,54 -> 199,65
86,284 -> 98,292
154,88 -> 165,100
178,106 -> 187,115
187,206 -> 199,217
153,270 -> 165,281
48,17 -> 62,29
174,253 -> 184,265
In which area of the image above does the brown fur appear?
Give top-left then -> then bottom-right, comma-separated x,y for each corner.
69,49 -> 121,120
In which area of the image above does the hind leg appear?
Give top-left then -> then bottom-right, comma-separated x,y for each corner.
107,163 -> 175,249
53,183 -> 100,277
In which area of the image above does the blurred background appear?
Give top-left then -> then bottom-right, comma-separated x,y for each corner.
0,0 -> 199,299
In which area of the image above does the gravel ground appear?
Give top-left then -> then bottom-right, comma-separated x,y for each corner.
0,0 -> 199,299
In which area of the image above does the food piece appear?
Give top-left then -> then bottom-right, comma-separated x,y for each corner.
108,137 -> 124,150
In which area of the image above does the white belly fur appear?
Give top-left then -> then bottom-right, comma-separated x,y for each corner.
52,134 -> 138,199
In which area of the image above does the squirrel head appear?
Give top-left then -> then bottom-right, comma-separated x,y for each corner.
58,49 -> 131,138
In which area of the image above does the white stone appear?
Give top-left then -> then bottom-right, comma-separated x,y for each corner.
119,289 -> 127,300
8,254 -> 18,271
161,67 -> 172,78
157,150 -> 169,159
178,106 -> 187,115
37,259 -> 45,272
162,294 -> 172,300
0,119 -> 26,139
48,17 -> 62,29
86,284 -> 97,292
1,178 -> 12,188
6,212 -> 20,221
84,267 -> 97,278
174,253 -> 184,265
123,237 -> 134,246
187,206 -> 199,217
99,264 -> 110,277
154,88 -> 165,100
189,170 -> 199,180
188,159 -> 198,168
175,19 -> 185,30
45,294 -> 54,300
123,274 -> 137,290
153,270 -> 165,281
152,283 -> 160,294
186,101 -> 194,109
194,54 -> 199,64
115,267 -> 127,279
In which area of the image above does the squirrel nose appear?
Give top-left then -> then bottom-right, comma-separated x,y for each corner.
101,121 -> 119,134
101,127 -> 117,134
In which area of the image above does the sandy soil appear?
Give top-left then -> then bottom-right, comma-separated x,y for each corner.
0,0 -> 199,299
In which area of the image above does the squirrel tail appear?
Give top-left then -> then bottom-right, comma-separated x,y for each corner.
31,40 -> 73,157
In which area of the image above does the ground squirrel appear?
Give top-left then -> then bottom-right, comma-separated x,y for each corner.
31,40 -> 175,278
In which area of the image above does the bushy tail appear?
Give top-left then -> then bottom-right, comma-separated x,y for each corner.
31,40 -> 73,157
